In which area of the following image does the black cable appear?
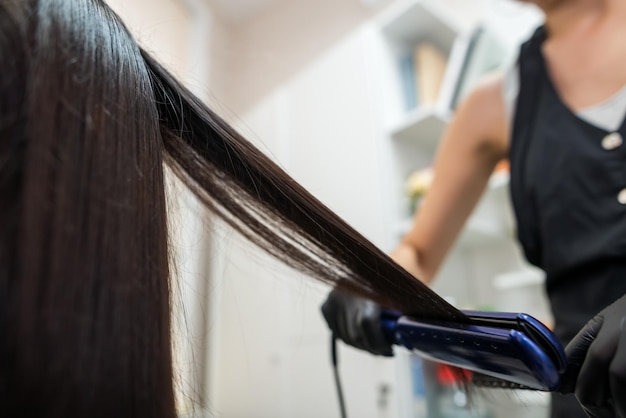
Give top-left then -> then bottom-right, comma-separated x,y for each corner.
331,334 -> 348,418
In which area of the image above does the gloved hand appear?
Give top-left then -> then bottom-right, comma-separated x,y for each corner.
563,293 -> 626,418
321,288 -> 393,357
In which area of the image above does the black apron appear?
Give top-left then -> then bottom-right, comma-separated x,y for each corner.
509,26 -> 626,418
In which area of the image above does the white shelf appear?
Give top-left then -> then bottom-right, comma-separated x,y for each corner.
378,0 -> 472,133
380,0 -> 462,53
488,170 -> 509,190
493,266 -> 545,290
393,172 -> 512,246
460,215 -> 508,246
390,106 -> 451,152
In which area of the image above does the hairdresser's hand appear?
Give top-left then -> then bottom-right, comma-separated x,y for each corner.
321,289 -> 393,357
562,293 -> 626,418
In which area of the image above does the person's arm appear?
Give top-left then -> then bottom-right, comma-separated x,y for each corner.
391,73 -> 509,284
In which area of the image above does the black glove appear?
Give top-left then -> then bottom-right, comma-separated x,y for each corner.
563,293 -> 626,418
321,289 -> 393,357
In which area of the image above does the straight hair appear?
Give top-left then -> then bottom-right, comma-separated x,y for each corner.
0,0 -> 468,416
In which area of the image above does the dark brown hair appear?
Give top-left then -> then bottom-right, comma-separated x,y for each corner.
0,0 -> 467,416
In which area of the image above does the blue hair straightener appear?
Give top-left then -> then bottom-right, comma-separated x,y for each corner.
380,310 -> 569,391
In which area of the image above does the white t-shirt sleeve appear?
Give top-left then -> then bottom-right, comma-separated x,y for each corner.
500,54 -> 626,133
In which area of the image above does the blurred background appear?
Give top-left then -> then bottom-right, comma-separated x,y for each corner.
106,0 -> 548,417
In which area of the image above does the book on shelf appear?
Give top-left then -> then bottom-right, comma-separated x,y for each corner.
414,42 -> 447,107
398,42 -> 448,112
400,53 -> 417,111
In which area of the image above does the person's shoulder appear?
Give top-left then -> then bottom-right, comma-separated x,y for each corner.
456,71 -> 509,157
467,71 -> 505,106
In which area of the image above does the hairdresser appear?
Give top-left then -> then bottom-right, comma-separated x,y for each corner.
322,0 -> 626,416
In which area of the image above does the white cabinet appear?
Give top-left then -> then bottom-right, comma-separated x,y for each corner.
370,1 -> 550,417
373,0 -> 548,317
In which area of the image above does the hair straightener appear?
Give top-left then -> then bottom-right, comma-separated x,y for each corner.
380,310 -> 570,391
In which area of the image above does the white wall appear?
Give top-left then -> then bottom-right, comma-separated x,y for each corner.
209,0 -> 393,116
106,0 -> 191,77
207,27 -> 400,418
105,1 -> 215,414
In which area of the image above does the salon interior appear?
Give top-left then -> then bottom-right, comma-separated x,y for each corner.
106,0 -> 556,417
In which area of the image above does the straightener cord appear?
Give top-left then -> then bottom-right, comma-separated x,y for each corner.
331,334 -> 348,418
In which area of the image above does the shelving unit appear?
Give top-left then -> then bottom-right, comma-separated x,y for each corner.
374,0 -> 519,267
390,107 -> 451,151
375,0 -> 487,230
372,1 -> 548,417
379,0 -> 471,116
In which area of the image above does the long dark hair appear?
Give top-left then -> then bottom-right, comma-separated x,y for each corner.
0,0 -> 467,417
